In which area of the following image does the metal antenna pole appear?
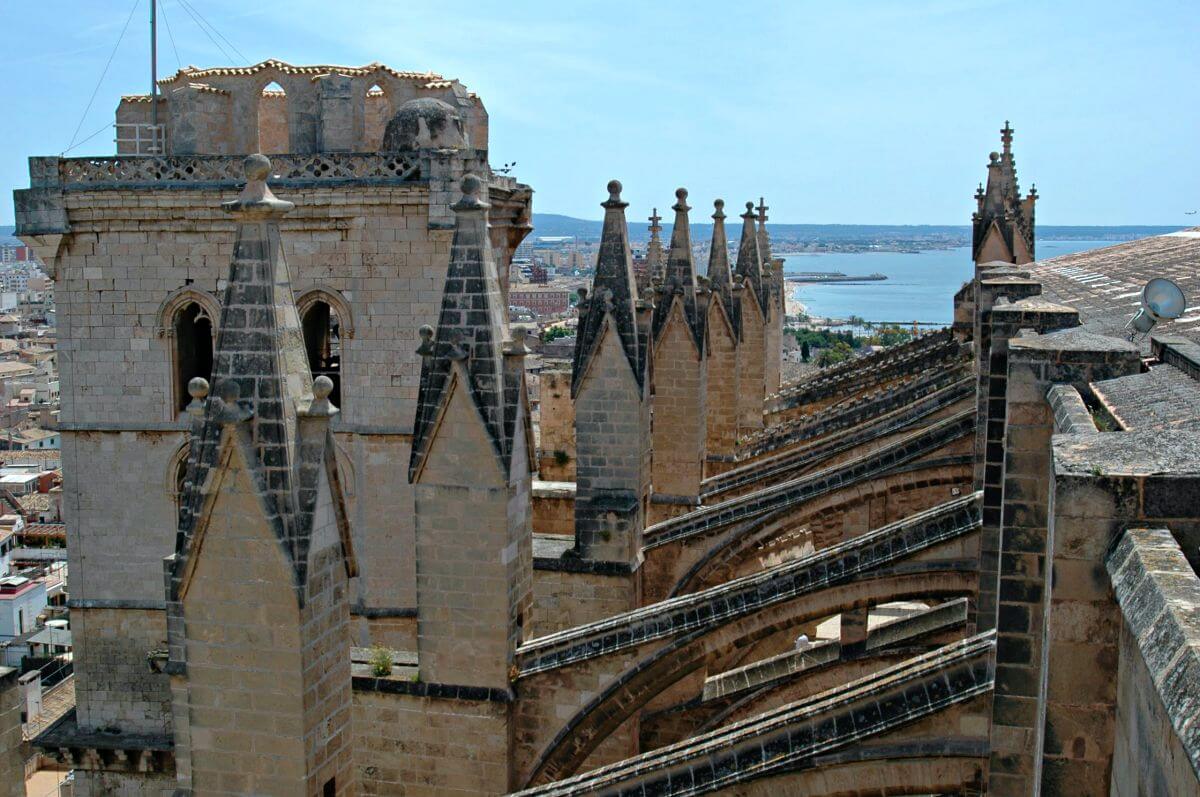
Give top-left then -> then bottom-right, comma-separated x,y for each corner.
150,0 -> 158,150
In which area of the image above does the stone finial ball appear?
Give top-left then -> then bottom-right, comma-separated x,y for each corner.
714,199 -> 725,210
512,325 -> 529,343
418,324 -> 434,342
461,173 -> 482,197
989,151 -> 1000,163
675,187 -> 688,202
607,180 -> 622,199
746,201 -> 756,213
244,153 -> 271,181
187,376 -> 210,400
313,375 -> 334,400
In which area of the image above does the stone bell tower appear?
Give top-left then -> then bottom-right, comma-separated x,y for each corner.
164,155 -> 356,796
649,188 -> 707,521
972,121 -> 1037,265
408,174 -> 534,690
571,180 -> 652,569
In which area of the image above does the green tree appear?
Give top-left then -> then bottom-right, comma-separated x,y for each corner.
817,340 -> 853,367
800,340 -> 810,362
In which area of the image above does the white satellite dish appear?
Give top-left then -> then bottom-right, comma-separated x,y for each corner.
1127,278 -> 1186,336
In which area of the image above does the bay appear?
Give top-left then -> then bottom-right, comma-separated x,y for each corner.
781,241 -> 1121,326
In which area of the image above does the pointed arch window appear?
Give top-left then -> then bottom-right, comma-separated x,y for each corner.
363,82 -> 391,151
258,81 -> 290,154
173,303 -> 214,414
297,288 -> 354,411
301,300 -> 343,409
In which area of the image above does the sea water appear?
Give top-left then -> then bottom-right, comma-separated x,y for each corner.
782,241 -> 1121,326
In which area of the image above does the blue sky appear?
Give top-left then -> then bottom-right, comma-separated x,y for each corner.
4,0 -> 1197,225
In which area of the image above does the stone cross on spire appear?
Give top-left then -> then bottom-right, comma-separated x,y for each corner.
1001,120 -> 1013,155
572,180 -> 645,396
646,207 -> 665,288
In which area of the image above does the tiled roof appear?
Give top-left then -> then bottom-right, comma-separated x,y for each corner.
158,59 -> 443,85
1029,229 -> 1200,348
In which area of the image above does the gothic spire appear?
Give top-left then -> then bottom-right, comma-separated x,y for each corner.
410,174 -> 515,481
756,196 -> 777,318
651,188 -> 704,348
170,154 -> 352,601
706,199 -> 737,332
972,121 -> 1036,263
735,200 -> 766,312
572,180 -> 644,396
646,207 -> 665,287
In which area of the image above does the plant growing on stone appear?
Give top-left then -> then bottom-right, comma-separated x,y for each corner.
368,646 -> 393,677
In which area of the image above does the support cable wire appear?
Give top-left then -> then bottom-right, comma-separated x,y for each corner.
177,0 -> 250,65
173,0 -> 235,64
62,123 -> 116,156
159,0 -> 183,71
63,0 -> 141,154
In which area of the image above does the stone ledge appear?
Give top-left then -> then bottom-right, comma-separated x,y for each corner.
1053,430 -> 1200,478
351,676 -> 512,703
1046,384 -> 1099,434
350,604 -> 417,618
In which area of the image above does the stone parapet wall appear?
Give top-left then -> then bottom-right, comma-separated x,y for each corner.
1108,527 -> 1200,796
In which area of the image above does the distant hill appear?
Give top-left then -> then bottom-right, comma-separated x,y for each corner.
3,220 -> 1185,249
530,215 -> 1184,244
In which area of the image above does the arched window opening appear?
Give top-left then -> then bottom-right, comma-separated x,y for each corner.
302,300 -> 342,408
174,303 -> 213,413
363,83 -> 390,151
258,81 -> 290,154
